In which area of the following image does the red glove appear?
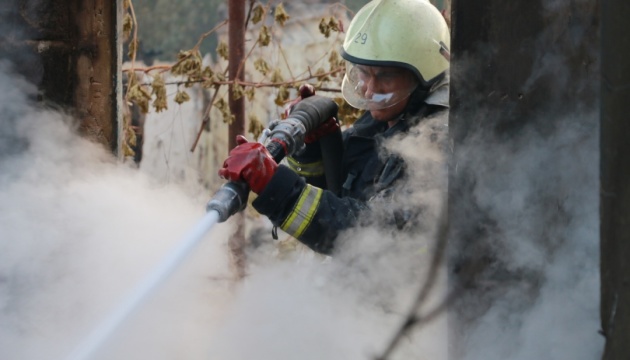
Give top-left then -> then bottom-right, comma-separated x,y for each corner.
285,84 -> 340,144
218,135 -> 278,194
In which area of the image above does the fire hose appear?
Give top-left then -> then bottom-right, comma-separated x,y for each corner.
206,95 -> 340,220
64,95 -> 338,360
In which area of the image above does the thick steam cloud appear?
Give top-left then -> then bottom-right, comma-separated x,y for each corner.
0,63 -> 448,360
0,64 -> 234,360
0,33 -> 604,360
452,111 -> 603,360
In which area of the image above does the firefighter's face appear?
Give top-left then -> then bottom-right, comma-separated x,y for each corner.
342,63 -> 418,122
357,65 -> 416,121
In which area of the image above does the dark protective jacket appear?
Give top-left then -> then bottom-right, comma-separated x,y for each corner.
253,79 -> 449,255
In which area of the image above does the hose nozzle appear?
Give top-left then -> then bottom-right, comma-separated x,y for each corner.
206,95 -> 338,221
206,181 -> 250,222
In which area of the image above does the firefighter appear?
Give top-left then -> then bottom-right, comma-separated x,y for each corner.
218,0 -> 450,254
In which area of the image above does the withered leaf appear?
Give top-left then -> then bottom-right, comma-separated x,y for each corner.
252,4 -> 264,24
216,41 -> 229,60
274,86 -> 289,106
258,25 -> 271,47
274,4 -> 290,26
248,114 -> 265,140
174,90 -> 191,105
254,58 -> 270,76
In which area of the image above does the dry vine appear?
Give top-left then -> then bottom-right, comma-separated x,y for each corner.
121,1 -> 360,155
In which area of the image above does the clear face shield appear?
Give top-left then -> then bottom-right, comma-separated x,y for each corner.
341,62 -> 419,111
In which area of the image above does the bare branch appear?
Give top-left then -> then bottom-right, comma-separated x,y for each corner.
190,84 -> 223,152
193,19 -> 229,52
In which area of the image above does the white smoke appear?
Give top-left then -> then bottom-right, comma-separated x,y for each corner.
0,5 -> 604,355
203,112 -> 451,360
0,63 -> 234,360
0,62 -> 447,360
452,112 -> 604,360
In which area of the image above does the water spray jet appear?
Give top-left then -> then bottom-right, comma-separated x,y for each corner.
64,95 -> 339,360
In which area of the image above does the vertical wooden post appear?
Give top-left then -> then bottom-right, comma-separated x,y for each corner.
74,0 -> 121,153
0,0 -> 121,153
600,0 -> 630,357
449,0 -> 599,358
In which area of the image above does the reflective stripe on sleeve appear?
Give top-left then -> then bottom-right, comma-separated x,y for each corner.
287,157 -> 325,177
280,184 -> 323,238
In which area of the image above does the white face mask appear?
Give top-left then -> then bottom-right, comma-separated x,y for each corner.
341,62 -> 419,111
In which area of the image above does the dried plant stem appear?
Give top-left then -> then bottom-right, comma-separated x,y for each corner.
190,84 -> 223,152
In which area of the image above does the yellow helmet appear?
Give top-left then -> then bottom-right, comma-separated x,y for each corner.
341,0 -> 450,110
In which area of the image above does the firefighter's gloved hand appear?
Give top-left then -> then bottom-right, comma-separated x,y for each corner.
218,135 -> 278,194
284,84 -> 340,145
283,83 -> 316,118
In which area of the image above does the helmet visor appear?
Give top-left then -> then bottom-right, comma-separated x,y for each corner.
341,62 -> 419,111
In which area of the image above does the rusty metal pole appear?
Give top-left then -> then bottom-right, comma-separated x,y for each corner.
227,0 -> 247,279
228,0 -> 246,148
